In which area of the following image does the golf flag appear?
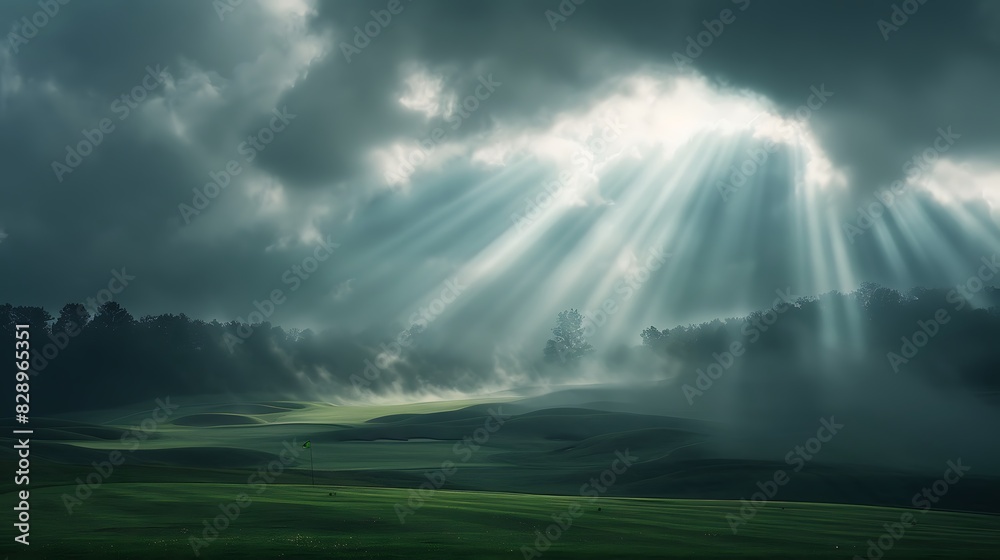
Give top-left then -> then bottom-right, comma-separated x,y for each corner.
303,439 -> 314,485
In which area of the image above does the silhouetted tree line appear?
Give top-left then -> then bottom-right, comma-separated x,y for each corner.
5,281 -> 1000,413
633,282 -> 1000,391
1,300 -> 459,413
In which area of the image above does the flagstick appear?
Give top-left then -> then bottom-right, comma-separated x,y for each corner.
310,445 -> 315,486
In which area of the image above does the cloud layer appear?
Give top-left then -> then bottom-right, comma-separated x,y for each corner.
2,0 -> 999,355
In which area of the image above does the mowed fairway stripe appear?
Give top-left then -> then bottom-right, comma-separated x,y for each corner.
9,483 -> 1000,559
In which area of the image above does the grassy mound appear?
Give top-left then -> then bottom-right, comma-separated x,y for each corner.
171,413 -> 267,427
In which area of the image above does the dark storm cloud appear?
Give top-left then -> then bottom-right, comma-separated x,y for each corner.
1,0 -> 998,346
302,0 -> 1000,195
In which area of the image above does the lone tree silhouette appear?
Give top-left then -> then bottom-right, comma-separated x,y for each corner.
544,309 -> 593,365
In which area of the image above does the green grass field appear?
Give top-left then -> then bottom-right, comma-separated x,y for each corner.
4,398 -> 1000,558
8,483 -> 1000,559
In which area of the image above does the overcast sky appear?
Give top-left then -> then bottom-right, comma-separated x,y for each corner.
2,0 -> 999,347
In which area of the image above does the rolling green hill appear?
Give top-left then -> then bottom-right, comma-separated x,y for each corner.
3,398 -> 999,558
